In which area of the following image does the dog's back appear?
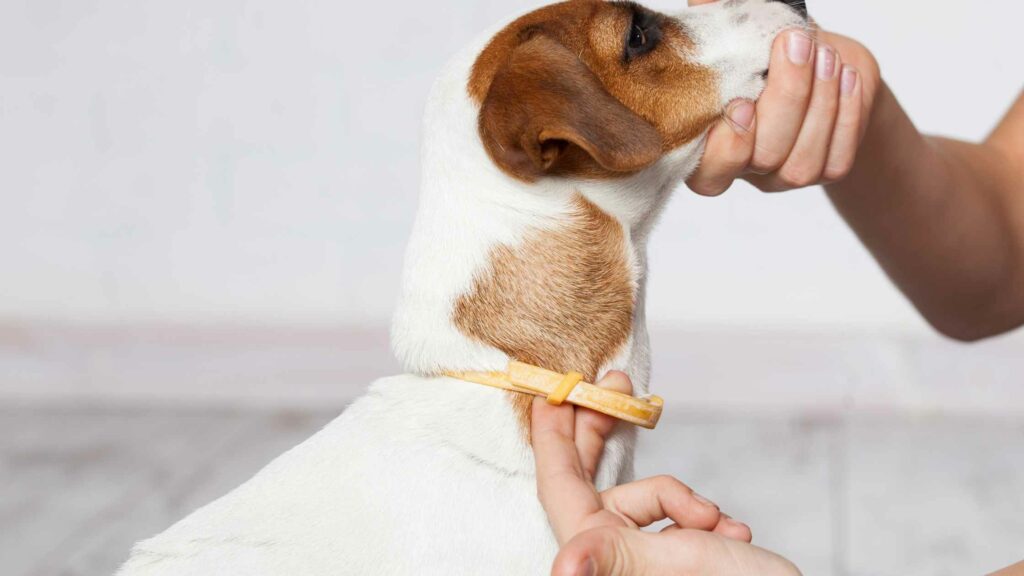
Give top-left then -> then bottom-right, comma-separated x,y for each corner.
119,375 -> 558,575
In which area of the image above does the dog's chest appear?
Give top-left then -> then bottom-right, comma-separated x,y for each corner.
451,194 -> 636,433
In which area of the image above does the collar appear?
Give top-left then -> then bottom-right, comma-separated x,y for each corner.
445,361 -> 663,429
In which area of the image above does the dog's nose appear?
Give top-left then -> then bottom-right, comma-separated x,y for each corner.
771,0 -> 808,18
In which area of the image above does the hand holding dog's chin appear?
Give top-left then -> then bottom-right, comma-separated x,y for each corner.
685,22 -> 883,196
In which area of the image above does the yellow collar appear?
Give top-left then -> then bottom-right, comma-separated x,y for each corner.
445,361 -> 663,429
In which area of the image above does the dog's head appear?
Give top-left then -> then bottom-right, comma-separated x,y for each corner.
468,0 -> 808,182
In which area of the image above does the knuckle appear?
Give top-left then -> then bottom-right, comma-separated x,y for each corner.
777,164 -> 821,188
727,145 -> 755,171
652,473 -> 675,485
653,474 -> 686,491
840,37 -> 881,79
823,159 -> 854,183
750,154 -> 785,175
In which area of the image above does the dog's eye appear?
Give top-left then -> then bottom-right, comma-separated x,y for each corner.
624,9 -> 662,61
628,24 -> 647,49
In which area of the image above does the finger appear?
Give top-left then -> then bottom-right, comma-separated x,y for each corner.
600,475 -> 722,531
687,100 -> 756,196
750,29 -> 816,174
576,371 -> 633,482
712,513 -> 753,543
532,397 -> 605,543
821,64 -> 864,182
687,0 -> 718,5
661,513 -> 752,543
664,513 -> 753,542
751,42 -> 841,192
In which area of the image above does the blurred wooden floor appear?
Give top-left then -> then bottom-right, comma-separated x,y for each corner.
2,324 -> 1023,575
2,406 -> 1022,576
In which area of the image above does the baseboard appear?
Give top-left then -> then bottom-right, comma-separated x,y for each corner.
2,321 -> 1022,415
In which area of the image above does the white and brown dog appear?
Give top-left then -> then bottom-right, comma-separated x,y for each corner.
118,1 -> 807,574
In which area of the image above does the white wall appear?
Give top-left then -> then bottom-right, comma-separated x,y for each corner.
2,0 -> 1021,331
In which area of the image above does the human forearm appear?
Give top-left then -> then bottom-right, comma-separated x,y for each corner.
991,561 -> 1024,576
686,20 -> 1024,339
826,85 -> 1024,340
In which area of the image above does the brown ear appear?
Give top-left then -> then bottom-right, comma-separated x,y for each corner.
478,34 -> 664,181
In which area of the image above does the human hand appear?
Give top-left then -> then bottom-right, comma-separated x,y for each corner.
685,0 -> 881,195
531,372 -> 802,576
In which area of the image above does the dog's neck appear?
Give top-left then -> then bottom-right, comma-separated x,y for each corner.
392,155 -> 699,390
392,41 -> 705,394
392,182 -> 658,386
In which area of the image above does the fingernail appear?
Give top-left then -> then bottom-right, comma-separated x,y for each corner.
726,100 -> 755,133
575,557 -> 596,576
815,44 -> 836,80
692,492 -> 719,509
787,31 -> 813,65
841,65 -> 858,96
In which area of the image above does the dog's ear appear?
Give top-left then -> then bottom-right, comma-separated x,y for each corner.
478,35 -> 664,181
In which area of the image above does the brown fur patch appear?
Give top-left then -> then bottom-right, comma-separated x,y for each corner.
479,34 -> 664,181
453,196 -> 634,438
469,0 -> 721,180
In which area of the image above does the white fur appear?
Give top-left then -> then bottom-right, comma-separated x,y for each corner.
117,2 -> 804,575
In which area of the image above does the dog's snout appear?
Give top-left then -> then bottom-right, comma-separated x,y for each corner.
771,0 -> 808,18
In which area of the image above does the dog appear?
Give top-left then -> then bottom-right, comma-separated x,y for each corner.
117,1 -> 807,574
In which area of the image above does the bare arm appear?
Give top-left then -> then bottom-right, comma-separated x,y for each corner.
684,0 -> 1024,340
992,561 -> 1024,576
825,89 -> 1024,341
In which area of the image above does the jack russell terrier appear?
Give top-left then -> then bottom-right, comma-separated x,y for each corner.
118,1 -> 808,574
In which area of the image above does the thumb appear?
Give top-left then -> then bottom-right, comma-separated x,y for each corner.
552,527 -> 652,576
